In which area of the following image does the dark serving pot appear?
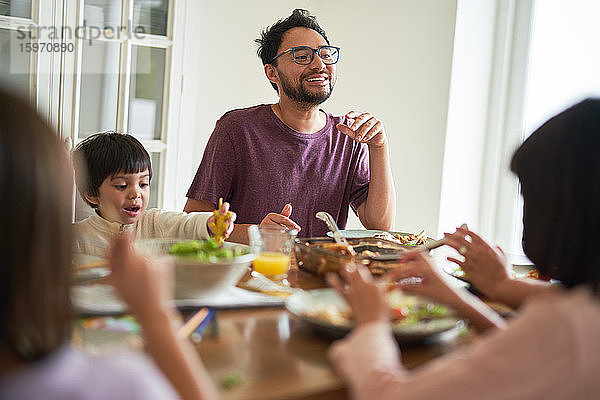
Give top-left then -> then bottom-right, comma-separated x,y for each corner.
294,237 -> 408,277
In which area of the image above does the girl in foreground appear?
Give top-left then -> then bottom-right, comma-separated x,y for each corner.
0,89 -> 218,400
328,99 -> 600,399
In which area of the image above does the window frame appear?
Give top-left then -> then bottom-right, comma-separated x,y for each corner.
59,0 -> 185,219
1,0 -> 64,127
439,0 -> 535,255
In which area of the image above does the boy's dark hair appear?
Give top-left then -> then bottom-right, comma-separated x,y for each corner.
73,132 -> 152,208
255,9 -> 330,91
510,98 -> 600,292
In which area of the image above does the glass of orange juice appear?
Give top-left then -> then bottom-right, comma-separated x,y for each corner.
248,225 -> 298,283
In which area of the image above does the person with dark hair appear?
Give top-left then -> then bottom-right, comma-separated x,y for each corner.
185,9 -> 395,243
0,89 -> 218,399
74,132 -> 154,210
73,131 -> 235,256
327,99 -> 600,399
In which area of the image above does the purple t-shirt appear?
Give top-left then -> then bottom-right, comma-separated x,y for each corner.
187,104 -> 370,238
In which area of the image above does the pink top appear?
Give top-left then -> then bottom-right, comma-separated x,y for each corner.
328,287 -> 600,399
0,345 -> 177,399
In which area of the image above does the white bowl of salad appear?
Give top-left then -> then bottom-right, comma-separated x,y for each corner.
135,238 -> 255,299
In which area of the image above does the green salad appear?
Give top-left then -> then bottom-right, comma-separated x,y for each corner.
168,238 -> 248,262
387,290 -> 449,326
396,303 -> 448,325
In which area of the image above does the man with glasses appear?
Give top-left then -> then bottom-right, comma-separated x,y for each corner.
185,9 -> 395,243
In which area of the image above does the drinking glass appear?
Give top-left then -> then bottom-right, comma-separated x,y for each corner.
248,225 -> 298,283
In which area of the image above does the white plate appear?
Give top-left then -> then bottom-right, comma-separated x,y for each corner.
73,253 -> 110,283
326,229 -> 406,238
442,262 -> 539,283
286,288 -> 464,344
443,263 -> 555,297
442,264 -> 469,283
72,284 -> 125,314
506,253 -> 534,266
326,230 -> 432,245
71,284 -> 284,315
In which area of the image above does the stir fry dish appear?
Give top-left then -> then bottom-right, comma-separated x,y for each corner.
295,238 -> 407,277
169,238 -> 248,262
373,230 -> 427,246
318,242 -> 358,256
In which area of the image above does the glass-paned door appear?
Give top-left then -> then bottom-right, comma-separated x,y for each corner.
132,0 -> 167,36
128,45 -> 165,140
0,0 -> 35,101
0,27 -> 31,98
0,0 -> 63,126
78,40 -> 120,137
508,0 -> 600,257
0,0 -> 32,18
71,0 -> 172,220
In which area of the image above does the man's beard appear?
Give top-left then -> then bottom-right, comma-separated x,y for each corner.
279,70 -> 335,107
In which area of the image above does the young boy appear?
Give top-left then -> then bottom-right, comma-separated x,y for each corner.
72,132 -> 235,257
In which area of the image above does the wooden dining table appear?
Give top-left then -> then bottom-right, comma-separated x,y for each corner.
193,266 -> 476,400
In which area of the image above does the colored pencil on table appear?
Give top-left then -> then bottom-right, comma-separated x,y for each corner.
74,259 -> 109,270
191,309 -> 215,343
177,307 -> 210,340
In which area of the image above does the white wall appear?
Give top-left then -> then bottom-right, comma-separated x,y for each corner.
174,0 -> 458,237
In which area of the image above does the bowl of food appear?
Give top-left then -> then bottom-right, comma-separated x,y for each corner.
135,238 -> 255,299
294,237 -> 407,277
286,288 -> 464,344
72,253 -> 110,284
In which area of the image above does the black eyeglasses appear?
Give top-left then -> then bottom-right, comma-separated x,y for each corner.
270,45 -> 341,65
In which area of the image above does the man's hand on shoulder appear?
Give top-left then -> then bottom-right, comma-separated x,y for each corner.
336,111 -> 387,149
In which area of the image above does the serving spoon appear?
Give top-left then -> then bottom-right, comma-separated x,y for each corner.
315,211 -> 357,256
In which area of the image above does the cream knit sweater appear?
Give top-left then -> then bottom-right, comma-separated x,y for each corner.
73,208 -> 211,257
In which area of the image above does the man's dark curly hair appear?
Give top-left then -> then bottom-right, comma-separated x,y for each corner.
255,9 -> 330,91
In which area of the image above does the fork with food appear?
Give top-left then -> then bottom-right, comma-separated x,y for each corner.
208,198 -> 236,247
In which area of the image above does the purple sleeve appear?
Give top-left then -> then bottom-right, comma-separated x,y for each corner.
186,117 -> 236,205
348,142 -> 370,213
